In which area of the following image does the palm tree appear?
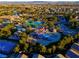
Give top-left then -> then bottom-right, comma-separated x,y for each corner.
40,46 -> 46,54
75,32 -> 79,39
19,32 -> 28,44
47,48 -> 52,54
14,45 -> 20,53
58,35 -> 74,50
52,45 -> 56,53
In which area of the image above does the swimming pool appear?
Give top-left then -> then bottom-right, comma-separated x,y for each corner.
0,40 -> 17,54
31,32 -> 61,46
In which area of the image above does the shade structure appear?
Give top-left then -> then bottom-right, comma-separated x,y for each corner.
0,40 -> 16,54
8,34 -> 20,41
0,53 -> 7,58
71,43 -> 79,51
66,49 -> 79,58
31,32 -> 61,46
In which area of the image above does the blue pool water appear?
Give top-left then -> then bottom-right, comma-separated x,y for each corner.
58,16 -> 68,24
31,32 -> 61,46
71,43 -> 79,51
58,24 -> 77,36
57,16 -> 78,36
34,21 -> 42,25
0,53 -> 7,58
66,50 -> 79,58
0,40 -> 16,54
9,53 -> 22,58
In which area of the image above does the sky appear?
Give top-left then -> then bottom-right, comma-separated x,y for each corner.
0,0 -> 79,2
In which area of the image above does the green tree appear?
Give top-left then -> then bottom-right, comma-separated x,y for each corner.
0,24 -> 13,37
